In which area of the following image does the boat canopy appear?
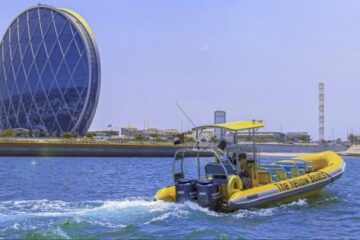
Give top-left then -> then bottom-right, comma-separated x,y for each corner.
192,120 -> 264,132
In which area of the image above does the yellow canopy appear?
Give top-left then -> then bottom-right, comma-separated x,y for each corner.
192,120 -> 264,132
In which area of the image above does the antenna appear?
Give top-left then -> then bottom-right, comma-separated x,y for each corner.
176,102 -> 196,128
319,83 -> 324,142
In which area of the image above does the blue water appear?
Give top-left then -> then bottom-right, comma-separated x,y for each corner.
0,156 -> 359,239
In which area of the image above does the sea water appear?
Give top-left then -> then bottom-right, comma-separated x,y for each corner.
0,156 -> 359,239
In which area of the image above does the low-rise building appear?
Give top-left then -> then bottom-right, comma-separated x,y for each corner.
237,132 -> 286,143
286,132 -> 311,143
94,133 -> 111,140
161,129 -> 179,138
200,129 -> 214,141
121,127 -> 138,137
147,128 -> 159,135
121,126 -> 180,139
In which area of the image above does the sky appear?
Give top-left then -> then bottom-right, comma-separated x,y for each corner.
1,0 -> 360,140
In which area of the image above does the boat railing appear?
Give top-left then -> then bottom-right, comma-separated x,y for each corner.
172,148 -> 235,182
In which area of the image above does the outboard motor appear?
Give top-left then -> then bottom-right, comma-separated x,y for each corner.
196,179 -> 221,210
175,179 -> 197,202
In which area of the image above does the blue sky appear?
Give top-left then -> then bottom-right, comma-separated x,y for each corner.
1,0 -> 360,140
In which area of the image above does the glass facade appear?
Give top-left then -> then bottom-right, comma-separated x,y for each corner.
0,5 -> 100,136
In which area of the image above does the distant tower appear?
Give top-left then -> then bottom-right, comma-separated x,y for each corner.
319,83 -> 325,141
214,110 -> 226,140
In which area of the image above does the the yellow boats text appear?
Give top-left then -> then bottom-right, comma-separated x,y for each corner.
274,172 -> 328,192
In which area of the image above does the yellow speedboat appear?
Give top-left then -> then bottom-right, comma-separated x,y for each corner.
155,121 -> 345,211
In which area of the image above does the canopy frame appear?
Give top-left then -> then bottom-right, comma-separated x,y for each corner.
192,120 -> 264,132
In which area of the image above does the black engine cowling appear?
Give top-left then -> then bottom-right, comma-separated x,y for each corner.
175,179 -> 197,202
196,179 -> 221,209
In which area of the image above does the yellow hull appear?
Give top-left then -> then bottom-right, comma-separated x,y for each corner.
155,151 -> 345,210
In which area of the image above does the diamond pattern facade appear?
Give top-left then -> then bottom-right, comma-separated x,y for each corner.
0,6 -> 100,136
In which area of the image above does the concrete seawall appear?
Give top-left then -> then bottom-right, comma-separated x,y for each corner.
0,142 -> 186,157
0,142 -> 348,157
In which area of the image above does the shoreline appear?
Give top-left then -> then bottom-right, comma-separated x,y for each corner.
0,142 -> 185,157
0,141 -> 348,157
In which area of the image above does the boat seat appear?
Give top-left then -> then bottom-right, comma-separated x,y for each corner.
308,158 -> 328,171
292,159 -> 313,173
258,169 -> 273,185
280,160 -> 307,175
276,162 -> 299,178
205,163 -> 235,184
264,165 -> 287,180
258,167 -> 279,184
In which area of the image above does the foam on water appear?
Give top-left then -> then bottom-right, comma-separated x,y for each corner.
0,196 -> 352,239
183,201 -> 222,217
0,198 -> 175,238
232,199 -> 308,218
94,198 -> 174,213
55,226 -> 70,239
0,198 -> 174,220
145,209 -> 189,224
0,198 -> 310,222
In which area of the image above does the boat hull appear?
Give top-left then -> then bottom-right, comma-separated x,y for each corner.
228,151 -> 345,209
228,171 -> 343,209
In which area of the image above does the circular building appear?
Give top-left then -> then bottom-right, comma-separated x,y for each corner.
0,5 -> 100,136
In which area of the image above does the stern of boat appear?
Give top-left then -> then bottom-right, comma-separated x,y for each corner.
155,186 -> 176,202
